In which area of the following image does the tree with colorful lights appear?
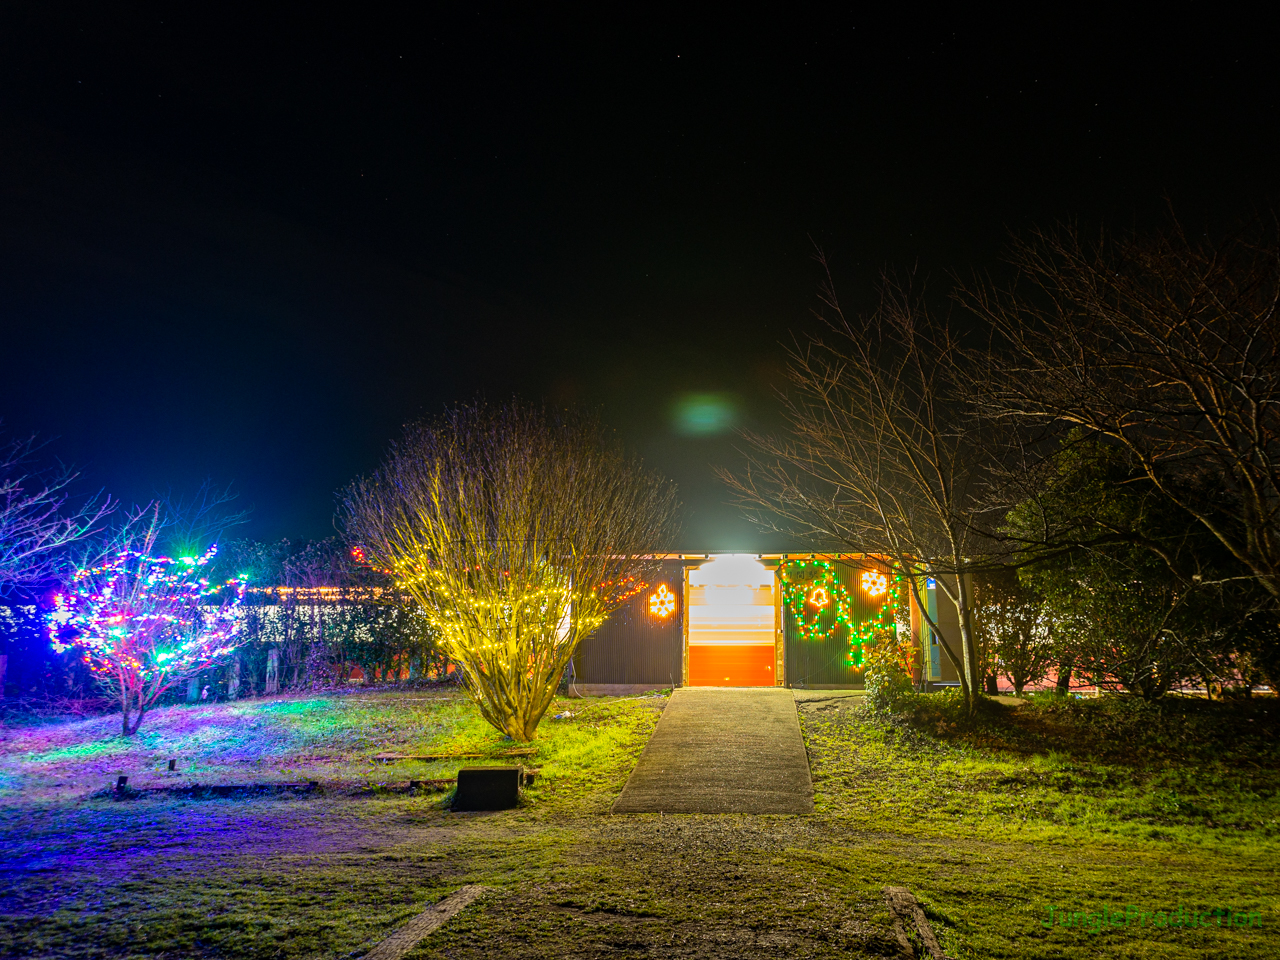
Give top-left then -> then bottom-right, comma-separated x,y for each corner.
340,402 -> 680,741
47,507 -> 246,735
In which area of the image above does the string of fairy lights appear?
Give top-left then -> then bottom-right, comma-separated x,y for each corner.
365,544 -> 902,676
386,558 -> 608,670
47,545 -> 245,682
778,559 -> 902,669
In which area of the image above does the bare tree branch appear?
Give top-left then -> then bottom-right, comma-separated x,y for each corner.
960,214 -> 1280,601
0,428 -> 114,594
721,262 -> 1013,706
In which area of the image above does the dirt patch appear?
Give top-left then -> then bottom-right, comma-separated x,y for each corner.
427,877 -> 902,959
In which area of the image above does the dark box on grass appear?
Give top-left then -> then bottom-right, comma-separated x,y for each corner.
452,767 -> 521,811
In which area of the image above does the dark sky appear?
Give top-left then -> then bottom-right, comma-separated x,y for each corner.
2,5 -> 1276,550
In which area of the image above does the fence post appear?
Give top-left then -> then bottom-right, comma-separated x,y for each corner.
265,646 -> 279,694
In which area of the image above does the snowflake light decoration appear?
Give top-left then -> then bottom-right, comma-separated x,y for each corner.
649,583 -> 676,618
861,569 -> 889,598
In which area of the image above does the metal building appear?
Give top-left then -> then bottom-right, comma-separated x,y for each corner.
570,553 -> 961,694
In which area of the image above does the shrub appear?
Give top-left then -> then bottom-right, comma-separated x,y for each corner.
864,626 -> 917,712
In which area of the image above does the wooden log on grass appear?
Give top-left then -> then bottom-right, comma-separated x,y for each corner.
883,886 -> 950,960
372,747 -> 537,763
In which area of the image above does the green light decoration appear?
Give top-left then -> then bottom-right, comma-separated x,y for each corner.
778,560 -> 903,669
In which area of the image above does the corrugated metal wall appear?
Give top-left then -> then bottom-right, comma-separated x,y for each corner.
927,574 -> 963,685
783,559 -> 899,688
571,561 -> 685,685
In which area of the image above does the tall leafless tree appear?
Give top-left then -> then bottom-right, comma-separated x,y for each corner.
722,266 -> 1010,707
0,429 -> 113,594
961,216 -> 1280,603
340,402 -> 680,740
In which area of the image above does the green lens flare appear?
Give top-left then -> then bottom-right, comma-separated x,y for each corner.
672,392 -> 738,435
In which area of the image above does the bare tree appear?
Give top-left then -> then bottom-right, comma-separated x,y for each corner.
722,266 -> 1009,708
0,429 -> 113,594
962,216 -> 1280,602
340,402 -> 680,741
155,479 -> 251,556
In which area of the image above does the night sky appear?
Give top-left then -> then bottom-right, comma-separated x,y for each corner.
2,6 -> 1276,551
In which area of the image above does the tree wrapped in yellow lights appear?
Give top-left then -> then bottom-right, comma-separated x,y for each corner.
340,403 -> 680,741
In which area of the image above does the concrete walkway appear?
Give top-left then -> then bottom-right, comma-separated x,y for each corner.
611,687 -> 814,814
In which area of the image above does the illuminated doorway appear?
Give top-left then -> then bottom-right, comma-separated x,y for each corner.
686,555 -> 779,686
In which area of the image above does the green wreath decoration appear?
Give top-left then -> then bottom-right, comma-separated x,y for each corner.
779,560 -> 905,668
779,560 -> 851,641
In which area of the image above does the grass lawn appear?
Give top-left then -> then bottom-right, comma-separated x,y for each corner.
0,686 -> 1276,958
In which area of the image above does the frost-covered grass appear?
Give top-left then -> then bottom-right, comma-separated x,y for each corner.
1,688 -> 1277,959
0,688 -> 663,803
